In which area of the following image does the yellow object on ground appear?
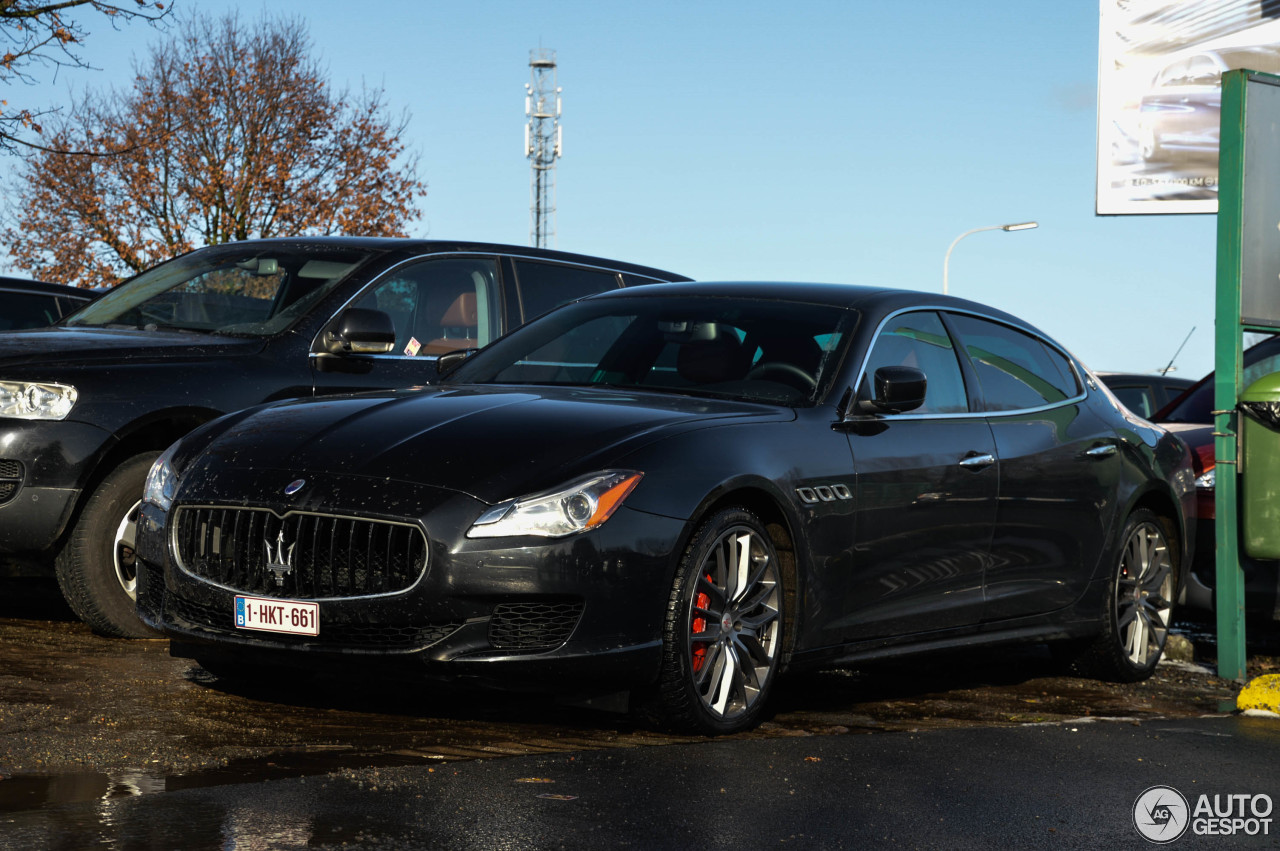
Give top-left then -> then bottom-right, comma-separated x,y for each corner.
1237,674 -> 1280,715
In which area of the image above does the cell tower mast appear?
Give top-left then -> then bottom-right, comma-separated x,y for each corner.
524,48 -> 562,248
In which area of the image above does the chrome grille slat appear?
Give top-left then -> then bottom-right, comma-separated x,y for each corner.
174,506 -> 427,599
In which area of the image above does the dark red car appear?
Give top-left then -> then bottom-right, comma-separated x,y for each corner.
1152,335 -> 1280,618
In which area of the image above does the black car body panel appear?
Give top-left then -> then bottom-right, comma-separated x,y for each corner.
135,282 -> 1195,730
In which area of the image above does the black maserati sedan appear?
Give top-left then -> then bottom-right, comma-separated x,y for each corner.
135,282 -> 1195,734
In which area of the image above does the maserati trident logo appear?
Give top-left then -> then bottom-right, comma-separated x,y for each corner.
264,528 -> 296,588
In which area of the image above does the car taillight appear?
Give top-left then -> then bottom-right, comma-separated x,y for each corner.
1193,442 -> 1215,488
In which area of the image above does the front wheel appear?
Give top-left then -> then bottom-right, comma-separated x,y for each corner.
55,451 -> 163,638
650,508 -> 784,734
1071,508 -> 1176,682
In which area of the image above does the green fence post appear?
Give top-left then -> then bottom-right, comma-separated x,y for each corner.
1213,68 -> 1248,682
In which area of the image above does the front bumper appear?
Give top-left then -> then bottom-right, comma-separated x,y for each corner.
137,500 -> 687,692
0,419 -> 113,552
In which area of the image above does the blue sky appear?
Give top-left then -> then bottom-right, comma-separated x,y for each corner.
2,0 -> 1220,378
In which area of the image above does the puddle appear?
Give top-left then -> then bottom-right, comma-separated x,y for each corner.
0,747 -> 450,813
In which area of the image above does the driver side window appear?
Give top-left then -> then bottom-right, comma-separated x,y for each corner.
863,311 -> 969,414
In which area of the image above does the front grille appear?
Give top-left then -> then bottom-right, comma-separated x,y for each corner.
163,592 -> 461,649
0,459 -> 22,506
488,600 -> 584,651
174,506 -> 427,599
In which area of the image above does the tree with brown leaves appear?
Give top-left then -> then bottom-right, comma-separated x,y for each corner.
1,0 -> 169,153
4,12 -> 427,287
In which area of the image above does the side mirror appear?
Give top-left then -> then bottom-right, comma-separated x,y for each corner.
436,348 -> 477,375
324,308 -> 396,355
857,365 -> 927,415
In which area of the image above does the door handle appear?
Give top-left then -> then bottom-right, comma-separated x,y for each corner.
1086,444 -> 1118,459
958,453 -> 996,470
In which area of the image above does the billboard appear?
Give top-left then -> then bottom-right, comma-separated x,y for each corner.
1097,0 -> 1280,215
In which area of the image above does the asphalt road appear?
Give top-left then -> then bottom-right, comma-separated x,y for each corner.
3,715 -> 1278,849
2,576 -> 1279,849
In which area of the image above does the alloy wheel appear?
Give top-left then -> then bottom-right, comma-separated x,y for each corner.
687,525 -> 782,722
113,499 -> 141,601
1115,520 -> 1172,667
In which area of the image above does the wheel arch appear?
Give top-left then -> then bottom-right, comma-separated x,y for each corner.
685,482 -> 804,670
58,408 -> 222,549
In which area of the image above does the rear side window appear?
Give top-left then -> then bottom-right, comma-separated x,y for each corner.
947,314 -> 1080,412
0,292 -> 65,330
514,260 -> 621,321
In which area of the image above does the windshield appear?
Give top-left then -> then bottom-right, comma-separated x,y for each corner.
65,244 -> 377,337
1157,334 -> 1280,424
446,294 -> 856,405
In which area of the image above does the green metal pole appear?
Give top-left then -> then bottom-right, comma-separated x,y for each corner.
1213,69 -> 1248,682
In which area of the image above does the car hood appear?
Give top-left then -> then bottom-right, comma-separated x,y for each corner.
180,384 -> 793,504
0,326 -> 262,371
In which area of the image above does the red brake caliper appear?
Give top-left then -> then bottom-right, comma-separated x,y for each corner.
691,575 -> 712,672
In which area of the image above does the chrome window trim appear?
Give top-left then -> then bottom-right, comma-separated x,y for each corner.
849,304 -> 1087,421
171,505 -> 430,602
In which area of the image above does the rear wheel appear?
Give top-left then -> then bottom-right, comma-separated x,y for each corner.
55,451 -> 162,638
1071,508 -> 1175,682
651,508 -> 783,734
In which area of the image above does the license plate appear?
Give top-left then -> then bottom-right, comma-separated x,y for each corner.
234,595 -> 319,636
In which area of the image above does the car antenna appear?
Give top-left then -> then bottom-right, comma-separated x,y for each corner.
1158,326 -> 1195,375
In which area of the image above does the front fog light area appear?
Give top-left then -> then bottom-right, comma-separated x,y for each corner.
468,470 -> 644,538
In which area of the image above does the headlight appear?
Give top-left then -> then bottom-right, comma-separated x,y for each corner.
467,470 -> 644,539
1195,468 -> 1215,490
143,443 -> 180,511
0,381 -> 77,420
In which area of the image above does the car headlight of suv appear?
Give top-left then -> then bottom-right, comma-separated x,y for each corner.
1195,467 -> 1215,490
0,381 -> 77,420
143,443 -> 180,512
467,470 -> 644,539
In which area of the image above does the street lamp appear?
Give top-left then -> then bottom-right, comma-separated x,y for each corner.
942,221 -> 1038,295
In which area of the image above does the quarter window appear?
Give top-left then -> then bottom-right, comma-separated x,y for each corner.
862,311 -> 968,414
947,314 -> 1079,412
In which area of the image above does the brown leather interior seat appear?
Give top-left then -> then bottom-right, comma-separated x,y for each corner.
423,292 -> 478,354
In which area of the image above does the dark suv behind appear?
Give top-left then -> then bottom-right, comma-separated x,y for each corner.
0,277 -> 97,330
0,238 -> 688,636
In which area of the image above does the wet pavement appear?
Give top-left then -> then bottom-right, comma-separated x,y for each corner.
1,574 -> 1274,822
8,715 -> 1280,850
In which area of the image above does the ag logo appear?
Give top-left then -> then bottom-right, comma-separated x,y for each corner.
1133,785 -> 1190,843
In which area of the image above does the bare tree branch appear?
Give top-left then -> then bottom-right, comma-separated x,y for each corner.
1,0 -> 170,153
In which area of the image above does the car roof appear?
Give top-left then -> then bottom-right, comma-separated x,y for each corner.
0,276 -> 95,298
1096,372 -> 1193,385
189,237 -> 692,281
586,279 -> 1036,326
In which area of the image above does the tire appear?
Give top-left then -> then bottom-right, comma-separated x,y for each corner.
1070,508 -> 1176,682
651,508 -> 784,734
55,451 -> 163,638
